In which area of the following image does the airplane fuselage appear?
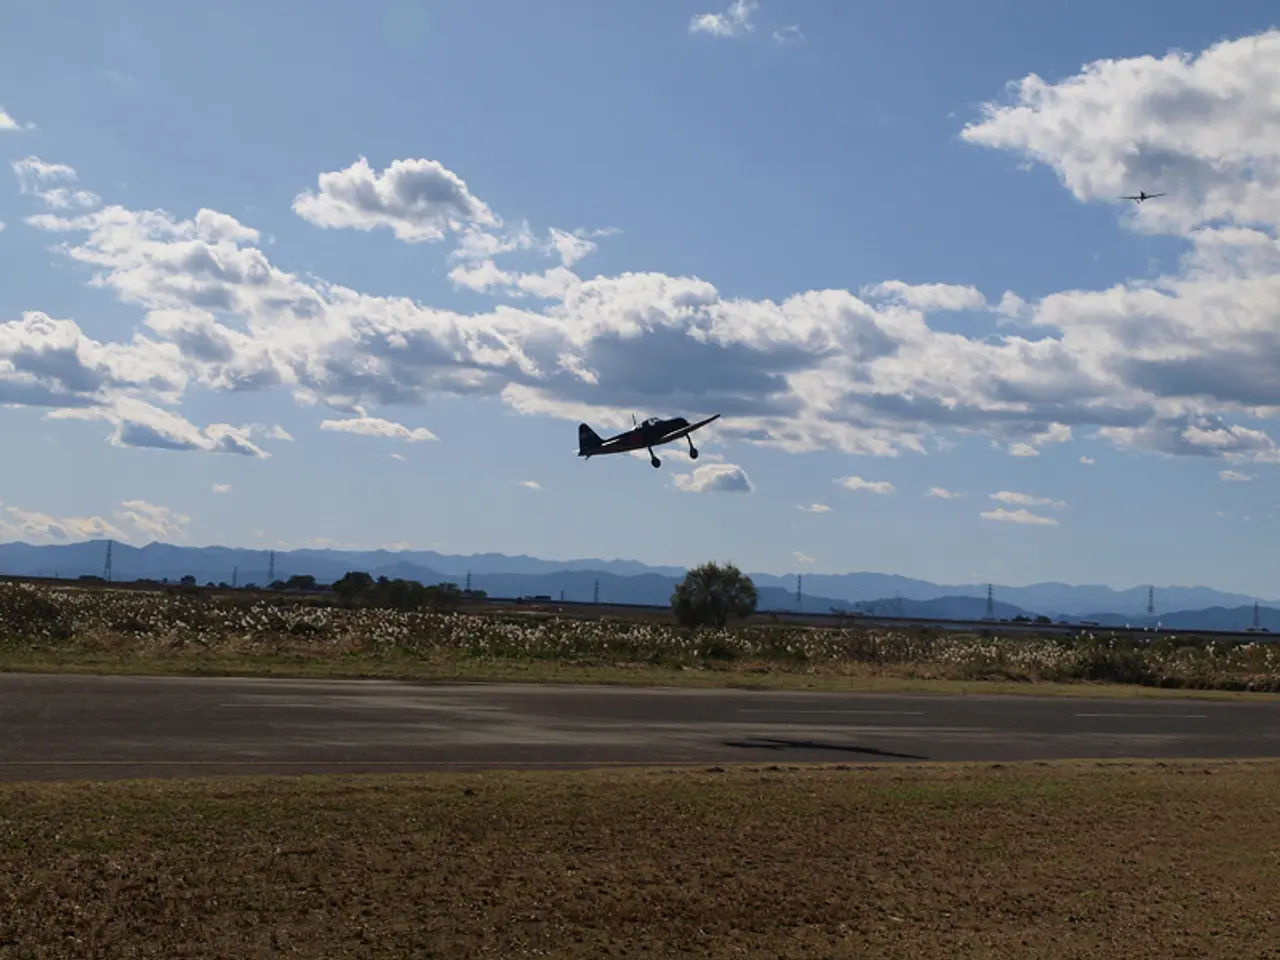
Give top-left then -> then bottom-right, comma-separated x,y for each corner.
578,414 -> 721,468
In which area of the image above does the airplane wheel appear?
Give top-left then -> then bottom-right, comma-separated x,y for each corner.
651,456 -> 661,468
689,447 -> 699,460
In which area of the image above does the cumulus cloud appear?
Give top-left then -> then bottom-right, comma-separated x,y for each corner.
212,483 -> 231,493
927,486 -> 965,499
293,156 -> 497,244
319,416 -> 438,442
689,0 -> 756,37
980,507 -> 1060,526
861,280 -> 988,313
1081,455 -> 1095,464
519,479 -> 542,490
793,551 -> 815,564
673,462 -> 753,493
0,498 -> 189,544
0,107 -> 18,130
797,503 -> 831,512
989,490 -> 1067,510
46,397 -> 269,458
115,499 -> 190,541
836,476 -> 895,495
0,505 -> 127,543
11,157 -> 100,210
772,25 -> 803,45
1220,469 -> 1253,482
9,28 -> 1280,472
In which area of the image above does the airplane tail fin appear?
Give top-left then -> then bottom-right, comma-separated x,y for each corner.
578,423 -> 603,456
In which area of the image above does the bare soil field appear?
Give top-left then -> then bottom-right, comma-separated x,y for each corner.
2,760 -> 1278,958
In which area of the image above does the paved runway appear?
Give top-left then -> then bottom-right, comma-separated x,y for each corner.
3,673 -> 1280,781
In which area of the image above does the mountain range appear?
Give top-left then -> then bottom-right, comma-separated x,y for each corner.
0,539 -> 1275,632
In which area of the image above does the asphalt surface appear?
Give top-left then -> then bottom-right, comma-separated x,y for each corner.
3,673 -> 1280,781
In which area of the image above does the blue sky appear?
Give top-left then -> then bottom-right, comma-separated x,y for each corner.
2,0 -> 1280,593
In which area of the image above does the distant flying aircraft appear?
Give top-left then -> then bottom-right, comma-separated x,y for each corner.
578,413 -> 721,468
1121,190 -> 1166,203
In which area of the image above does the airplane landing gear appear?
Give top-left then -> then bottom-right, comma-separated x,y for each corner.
687,436 -> 699,460
648,447 -> 661,468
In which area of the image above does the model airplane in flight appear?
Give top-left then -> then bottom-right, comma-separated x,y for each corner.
578,413 -> 721,468
1121,190 -> 1166,203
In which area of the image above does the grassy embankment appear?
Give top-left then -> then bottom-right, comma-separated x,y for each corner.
2,760 -> 1279,957
2,581 -> 1280,700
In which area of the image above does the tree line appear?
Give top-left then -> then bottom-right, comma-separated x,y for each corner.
129,561 -> 760,627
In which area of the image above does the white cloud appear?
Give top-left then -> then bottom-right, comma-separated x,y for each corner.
1008,443 -> 1039,457
45,397 -> 269,458
1080,456 -> 1095,464
772,25 -> 804,45
989,490 -> 1067,510
0,107 -> 18,131
861,280 -> 987,313
689,0 -> 756,37
293,156 -> 497,244
793,551 -> 815,564
836,476 -> 895,495
319,416 -> 438,442
548,227 -> 597,267
212,482 -> 231,494
11,30 -> 1280,472
0,497 -> 188,544
0,505 -> 127,543
797,503 -> 831,512
673,462 -> 753,493
927,487 -> 965,499
11,157 -> 99,210
960,29 -> 1280,234
519,479 -> 542,490
980,507 -> 1060,526
1220,469 -> 1254,482
115,499 -> 190,541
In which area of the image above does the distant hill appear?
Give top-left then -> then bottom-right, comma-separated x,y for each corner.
847,595 -> 1034,621
0,539 -> 1273,628
1073,604 -> 1280,633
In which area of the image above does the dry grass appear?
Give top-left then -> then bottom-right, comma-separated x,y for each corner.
5,580 -> 1280,701
2,761 -> 1279,958
4,646 -> 1280,702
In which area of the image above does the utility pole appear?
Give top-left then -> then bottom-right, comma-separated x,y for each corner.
795,574 -> 802,613
593,578 -> 600,604
984,584 -> 995,621
103,539 -> 113,582
267,550 -> 275,584
1147,586 -> 1154,616
232,565 -> 238,588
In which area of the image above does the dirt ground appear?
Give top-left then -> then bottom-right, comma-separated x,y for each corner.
2,760 -> 1279,958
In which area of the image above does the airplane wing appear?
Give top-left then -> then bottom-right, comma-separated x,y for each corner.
1149,193 -> 1166,198
655,413 -> 721,444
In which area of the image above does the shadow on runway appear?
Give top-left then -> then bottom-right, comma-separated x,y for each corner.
720,737 -> 928,761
